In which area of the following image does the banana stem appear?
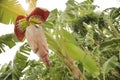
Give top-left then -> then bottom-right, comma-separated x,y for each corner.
64,54 -> 87,80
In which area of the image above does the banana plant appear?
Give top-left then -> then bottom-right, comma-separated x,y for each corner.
0,0 -> 120,80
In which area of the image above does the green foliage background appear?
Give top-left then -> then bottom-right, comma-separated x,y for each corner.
0,0 -> 120,80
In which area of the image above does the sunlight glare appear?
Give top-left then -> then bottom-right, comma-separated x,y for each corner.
18,0 -> 29,11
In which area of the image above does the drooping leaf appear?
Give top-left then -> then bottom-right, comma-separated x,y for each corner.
0,61 -> 12,80
99,38 -> 120,50
0,34 -> 19,53
12,43 -> 31,80
0,0 -> 25,24
65,42 -> 100,77
102,56 -> 120,80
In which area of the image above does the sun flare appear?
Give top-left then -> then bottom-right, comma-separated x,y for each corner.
18,0 -> 29,11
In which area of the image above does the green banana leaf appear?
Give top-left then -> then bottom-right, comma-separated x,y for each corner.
0,0 -> 25,24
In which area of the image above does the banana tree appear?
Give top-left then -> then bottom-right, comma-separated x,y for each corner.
0,0 -> 86,79
0,0 -> 120,80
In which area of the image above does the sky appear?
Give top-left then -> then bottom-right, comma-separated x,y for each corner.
0,0 -> 120,66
